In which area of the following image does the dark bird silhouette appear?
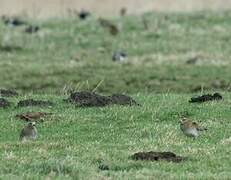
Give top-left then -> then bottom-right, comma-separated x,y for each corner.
189,93 -> 222,103
120,7 -> 127,16
2,16 -> 26,26
78,9 -> 90,20
112,51 -> 127,62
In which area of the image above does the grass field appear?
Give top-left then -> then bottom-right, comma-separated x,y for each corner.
0,93 -> 230,179
1,11 -> 231,94
0,11 -> 231,179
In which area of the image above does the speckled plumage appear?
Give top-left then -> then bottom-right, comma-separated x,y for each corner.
180,118 -> 206,138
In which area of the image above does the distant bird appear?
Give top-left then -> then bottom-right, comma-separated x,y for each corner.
108,25 -> 119,36
112,51 -> 127,62
180,118 -> 207,138
1,16 -> 26,26
120,7 -> 127,16
78,9 -> 90,20
186,56 -> 199,65
141,17 -> 149,30
19,122 -> 38,141
98,18 -> 119,36
25,25 -> 39,33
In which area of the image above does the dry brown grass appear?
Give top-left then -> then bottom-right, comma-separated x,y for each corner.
1,0 -> 231,18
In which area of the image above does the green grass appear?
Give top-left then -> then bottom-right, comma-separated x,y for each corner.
1,11 -> 231,93
0,93 -> 230,179
0,11 -> 231,179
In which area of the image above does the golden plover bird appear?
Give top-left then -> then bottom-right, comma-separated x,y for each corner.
180,118 -> 207,138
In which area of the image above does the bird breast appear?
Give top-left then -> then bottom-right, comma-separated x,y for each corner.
184,127 -> 199,137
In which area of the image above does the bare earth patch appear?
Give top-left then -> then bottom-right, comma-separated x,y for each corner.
17,99 -> 53,107
0,98 -> 10,108
131,151 -> 187,163
66,91 -> 140,107
0,89 -> 18,97
189,93 -> 223,103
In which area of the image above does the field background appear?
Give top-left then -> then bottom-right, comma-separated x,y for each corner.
0,1 -> 231,179
1,0 -> 231,18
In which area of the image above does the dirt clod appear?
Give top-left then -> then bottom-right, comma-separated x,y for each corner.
66,91 -> 140,107
0,45 -> 23,52
98,164 -> 110,171
189,93 -> 222,103
17,99 -> 53,107
0,89 -> 18,97
15,112 -> 53,122
0,98 -> 10,108
131,151 -> 186,163
67,91 -> 110,107
109,94 -> 139,106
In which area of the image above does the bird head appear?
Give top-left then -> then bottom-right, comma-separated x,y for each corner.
28,122 -> 36,128
179,117 -> 187,125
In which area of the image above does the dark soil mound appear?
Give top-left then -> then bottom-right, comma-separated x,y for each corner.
15,112 -> 53,122
17,99 -> 53,107
189,93 -> 222,103
131,151 -> 186,163
67,91 -> 111,107
0,89 -> 18,97
0,98 -> 10,108
66,91 -> 139,107
0,45 -> 23,52
109,94 -> 139,106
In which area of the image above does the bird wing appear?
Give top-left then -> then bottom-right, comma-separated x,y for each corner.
19,128 -> 26,140
19,127 -> 30,139
193,122 -> 207,131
